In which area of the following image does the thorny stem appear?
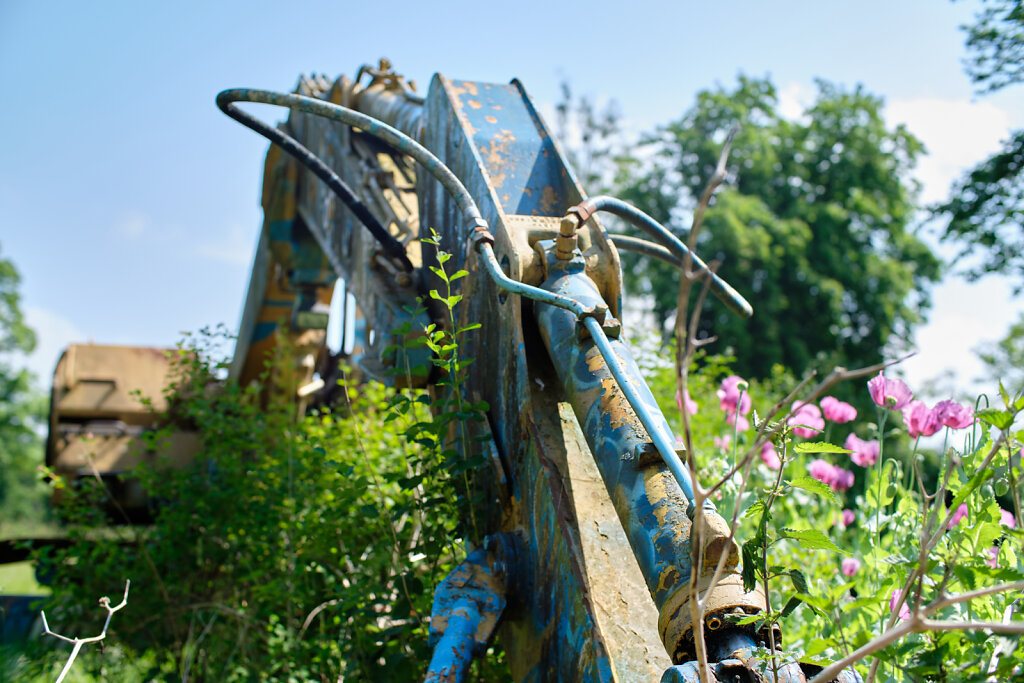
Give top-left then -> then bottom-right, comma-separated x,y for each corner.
41,580 -> 131,683
677,125 -> 736,683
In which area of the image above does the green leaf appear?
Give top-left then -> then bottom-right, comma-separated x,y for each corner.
744,499 -> 767,519
729,614 -> 763,626
804,638 -> 834,658
787,475 -> 838,504
789,569 -> 809,594
781,595 -> 802,618
953,565 -> 979,591
741,540 -> 760,592
779,528 -> 844,553
449,269 -> 469,281
948,468 -> 995,516
977,408 -> 1014,430
793,442 -> 853,454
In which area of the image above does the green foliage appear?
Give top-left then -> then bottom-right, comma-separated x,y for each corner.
938,129 -> 1024,288
0,242 -> 48,529
938,0 -> 1024,289
22,240 -> 506,680
962,0 -> 1024,94
616,76 -> 940,384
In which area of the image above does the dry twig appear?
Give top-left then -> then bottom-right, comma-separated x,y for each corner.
41,579 -> 131,683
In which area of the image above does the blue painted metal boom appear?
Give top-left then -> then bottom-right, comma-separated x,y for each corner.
218,62 -> 860,683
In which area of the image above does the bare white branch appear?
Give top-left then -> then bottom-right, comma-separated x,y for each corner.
40,580 -> 131,683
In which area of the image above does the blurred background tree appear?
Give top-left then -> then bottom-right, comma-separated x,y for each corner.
613,76 -> 940,382
0,243 -> 47,529
939,0 -> 1024,288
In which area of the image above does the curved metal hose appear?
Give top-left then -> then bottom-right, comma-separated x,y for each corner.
576,195 -> 753,318
216,93 -> 413,272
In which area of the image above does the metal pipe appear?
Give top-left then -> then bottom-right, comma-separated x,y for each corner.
216,89 -> 485,227
575,195 -> 753,319
609,234 -> 683,268
425,603 -> 480,682
217,90 -> 610,322
216,95 -> 412,272
477,243 -> 588,317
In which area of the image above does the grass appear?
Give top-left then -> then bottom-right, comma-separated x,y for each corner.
0,563 -> 48,596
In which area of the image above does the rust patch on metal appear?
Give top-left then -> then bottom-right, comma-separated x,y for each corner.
539,185 -> 559,216
485,115 -> 498,124
468,99 -> 483,109
481,129 -> 516,189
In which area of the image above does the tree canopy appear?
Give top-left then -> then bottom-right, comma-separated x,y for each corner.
939,0 -> 1024,287
0,243 -> 46,524
617,76 -> 940,380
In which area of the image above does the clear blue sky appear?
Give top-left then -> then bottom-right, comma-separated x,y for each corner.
2,1 -> 1021,398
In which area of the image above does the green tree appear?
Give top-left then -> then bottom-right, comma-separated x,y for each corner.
617,76 -> 941,381
938,0 -> 1024,288
0,243 -> 46,526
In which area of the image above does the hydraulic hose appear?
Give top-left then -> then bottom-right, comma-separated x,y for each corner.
217,89 -> 591,319
216,92 -> 413,272
575,195 -> 753,319
608,234 -> 682,268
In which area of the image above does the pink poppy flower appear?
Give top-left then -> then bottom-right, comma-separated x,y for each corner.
726,411 -> 750,432
714,435 -> 732,452
889,590 -> 911,620
1001,509 -> 1016,528
821,396 -> 857,424
844,433 -> 879,467
676,389 -> 698,416
808,459 -> 854,492
718,375 -> 752,415
902,400 -> 942,439
790,403 -> 825,439
809,459 -> 835,485
842,509 -> 856,526
933,400 -> 974,429
947,503 -> 968,529
987,546 -> 1000,569
868,371 -> 913,410
841,557 -> 861,576
760,441 -> 781,470
831,467 -> 855,492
